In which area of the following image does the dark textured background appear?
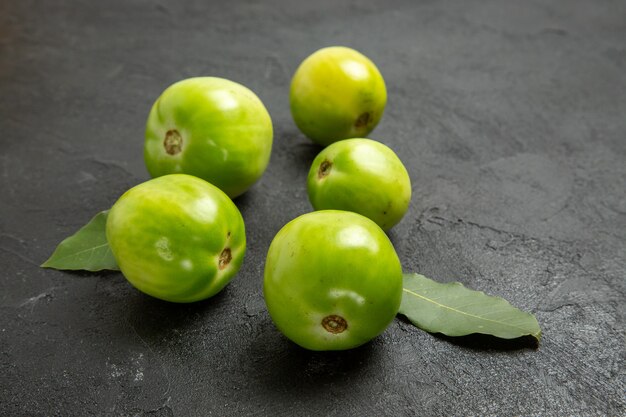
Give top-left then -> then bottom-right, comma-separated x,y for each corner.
1,0 -> 625,416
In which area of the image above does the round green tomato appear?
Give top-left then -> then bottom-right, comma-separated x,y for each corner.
307,138 -> 411,231
263,210 -> 403,351
106,174 -> 245,303
290,46 -> 387,146
144,77 -> 273,198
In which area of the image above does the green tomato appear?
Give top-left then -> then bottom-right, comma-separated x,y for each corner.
307,138 -> 411,231
263,210 -> 403,351
106,174 -> 245,303
144,77 -> 273,198
290,46 -> 387,146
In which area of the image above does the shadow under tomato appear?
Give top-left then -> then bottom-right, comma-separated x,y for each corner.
231,187 -> 253,207
118,284 -> 234,343
241,319 -> 386,395
291,141 -> 323,167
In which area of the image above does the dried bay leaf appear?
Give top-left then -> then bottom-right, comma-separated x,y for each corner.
399,273 -> 541,342
41,210 -> 119,271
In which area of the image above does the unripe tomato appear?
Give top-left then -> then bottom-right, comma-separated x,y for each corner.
307,138 -> 411,231
106,174 -> 245,303
144,77 -> 273,198
263,210 -> 403,351
290,46 -> 387,146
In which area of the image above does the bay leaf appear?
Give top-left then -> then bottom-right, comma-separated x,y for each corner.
399,273 -> 541,341
41,210 -> 119,271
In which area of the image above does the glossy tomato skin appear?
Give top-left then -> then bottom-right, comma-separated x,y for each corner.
290,46 -> 387,146
307,138 -> 411,231
263,210 -> 403,351
144,77 -> 273,198
106,174 -> 245,303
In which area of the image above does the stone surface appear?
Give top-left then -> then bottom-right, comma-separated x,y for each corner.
1,0 -> 624,416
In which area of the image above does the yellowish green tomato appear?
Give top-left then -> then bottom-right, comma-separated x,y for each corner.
106,174 -> 245,303
263,210 -> 403,351
290,46 -> 387,146
307,138 -> 411,231
144,77 -> 273,198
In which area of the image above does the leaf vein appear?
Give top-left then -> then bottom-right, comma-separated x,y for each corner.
402,287 -> 534,333
51,243 -> 110,263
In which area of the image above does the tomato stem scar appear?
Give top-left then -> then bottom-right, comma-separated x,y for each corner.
355,112 -> 371,128
218,248 -> 232,270
322,315 -> 348,334
318,160 -> 332,179
164,129 -> 183,155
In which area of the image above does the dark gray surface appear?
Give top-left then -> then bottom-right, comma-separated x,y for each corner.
1,0 -> 625,416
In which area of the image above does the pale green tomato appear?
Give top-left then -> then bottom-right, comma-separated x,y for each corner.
307,138 -> 411,231
106,174 -> 245,303
144,77 -> 273,198
290,46 -> 387,146
263,210 -> 403,351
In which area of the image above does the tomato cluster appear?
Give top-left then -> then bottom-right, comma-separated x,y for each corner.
106,46 -> 411,351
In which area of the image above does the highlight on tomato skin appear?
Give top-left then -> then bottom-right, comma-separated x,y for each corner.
144,77 -> 273,198
290,46 -> 387,147
307,138 -> 412,231
106,174 -> 246,303
263,210 -> 403,351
